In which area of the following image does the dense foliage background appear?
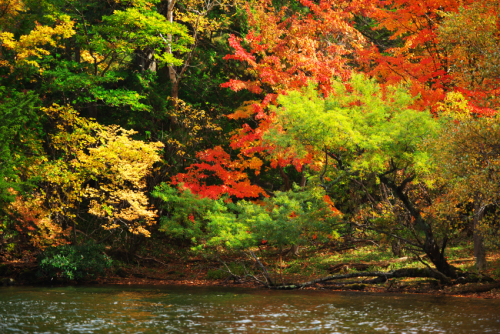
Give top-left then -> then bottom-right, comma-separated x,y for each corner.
1,0 -> 500,281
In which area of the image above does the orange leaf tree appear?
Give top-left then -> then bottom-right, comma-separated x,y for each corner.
360,0 -> 499,113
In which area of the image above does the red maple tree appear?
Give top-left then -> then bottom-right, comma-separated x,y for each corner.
174,0 -> 367,199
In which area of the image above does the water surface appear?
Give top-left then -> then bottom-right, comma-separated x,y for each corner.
1,285 -> 500,333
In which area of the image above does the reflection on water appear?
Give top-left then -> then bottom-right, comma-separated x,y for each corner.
1,285 -> 500,333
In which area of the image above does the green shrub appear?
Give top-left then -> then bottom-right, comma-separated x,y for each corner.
38,242 -> 112,281
153,183 -> 341,252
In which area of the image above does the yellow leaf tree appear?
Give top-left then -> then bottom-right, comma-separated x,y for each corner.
428,92 -> 500,271
0,15 -> 75,71
36,105 -> 164,240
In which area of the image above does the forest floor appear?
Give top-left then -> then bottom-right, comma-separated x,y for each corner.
2,240 -> 500,299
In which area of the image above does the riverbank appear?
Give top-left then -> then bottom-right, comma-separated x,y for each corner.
95,275 -> 500,299
4,269 -> 500,299
2,243 -> 500,299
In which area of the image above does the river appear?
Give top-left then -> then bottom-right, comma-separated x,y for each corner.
1,285 -> 500,333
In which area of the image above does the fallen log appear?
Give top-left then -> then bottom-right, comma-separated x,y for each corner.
449,258 -> 475,263
328,262 -> 390,273
328,255 -> 428,273
446,282 -> 500,295
448,256 -> 496,263
268,267 -> 452,290
455,273 -> 496,284
393,254 -> 428,262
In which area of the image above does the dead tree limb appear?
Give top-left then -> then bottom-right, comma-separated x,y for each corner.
269,267 -> 452,290
248,250 -> 274,286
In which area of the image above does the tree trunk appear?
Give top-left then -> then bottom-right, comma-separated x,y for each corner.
473,200 -> 487,271
75,44 -> 80,63
278,166 -> 292,191
171,80 -> 179,101
379,175 -> 457,278
391,239 -> 402,257
421,232 -> 456,277
300,170 -> 307,187
164,0 -> 180,103
282,245 -> 300,258
135,48 -> 156,73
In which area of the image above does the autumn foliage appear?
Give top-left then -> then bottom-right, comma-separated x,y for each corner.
38,105 -> 164,238
360,0 -> 500,113
172,146 -> 265,199
1,0 -> 500,278
6,191 -> 71,250
175,0 -> 368,198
